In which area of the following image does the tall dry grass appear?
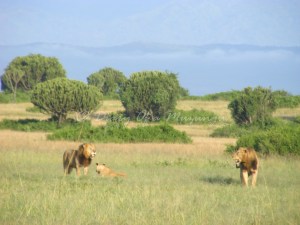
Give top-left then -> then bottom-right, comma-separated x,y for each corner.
1,137 -> 299,225
1,100 -> 300,224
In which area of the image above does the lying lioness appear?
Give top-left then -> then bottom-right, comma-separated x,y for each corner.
96,163 -> 126,177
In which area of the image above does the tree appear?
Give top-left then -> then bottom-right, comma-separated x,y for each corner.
228,86 -> 277,126
1,54 -> 66,92
87,67 -> 127,97
1,68 -> 25,102
31,78 -> 102,125
120,71 -> 180,121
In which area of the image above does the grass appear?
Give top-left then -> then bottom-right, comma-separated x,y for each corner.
1,100 -> 300,224
1,144 -> 300,225
176,100 -> 232,123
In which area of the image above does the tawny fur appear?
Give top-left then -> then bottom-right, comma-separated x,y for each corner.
232,147 -> 259,187
96,163 -> 126,177
63,143 -> 96,176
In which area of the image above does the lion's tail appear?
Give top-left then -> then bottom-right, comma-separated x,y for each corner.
116,172 -> 126,177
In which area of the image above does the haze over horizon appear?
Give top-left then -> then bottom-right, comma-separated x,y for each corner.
1,0 -> 300,95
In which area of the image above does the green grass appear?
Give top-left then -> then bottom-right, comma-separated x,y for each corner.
0,91 -> 31,103
0,119 -> 57,131
1,149 -> 300,225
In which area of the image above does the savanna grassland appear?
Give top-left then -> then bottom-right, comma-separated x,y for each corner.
0,101 -> 300,225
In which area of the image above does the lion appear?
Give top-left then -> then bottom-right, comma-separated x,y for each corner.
95,163 -> 126,177
232,147 -> 259,187
63,143 -> 96,176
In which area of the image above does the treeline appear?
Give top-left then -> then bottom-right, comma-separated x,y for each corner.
184,90 -> 300,108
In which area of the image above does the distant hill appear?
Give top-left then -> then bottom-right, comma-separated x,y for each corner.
1,42 -> 300,95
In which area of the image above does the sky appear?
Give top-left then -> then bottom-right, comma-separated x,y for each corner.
1,0 -> 300,47
0,0 -> 300,95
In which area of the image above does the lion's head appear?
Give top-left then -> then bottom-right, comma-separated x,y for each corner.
232,147 -> 249,168
95,163 -> 106,174
96,163 -> 111,175
79,143 -> 96,159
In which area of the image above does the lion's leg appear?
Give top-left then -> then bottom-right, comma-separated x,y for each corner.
64,167 -> 68,175
251,170 -> 258,187
67,167 -> 73,174
63,153 -> 68,175
76,166 -> 81,176
240,170 -> 248,187
84,166 -> 88,175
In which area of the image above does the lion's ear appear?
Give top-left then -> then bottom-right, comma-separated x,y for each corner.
96,163 -> 99,165
78,144 -> 84,153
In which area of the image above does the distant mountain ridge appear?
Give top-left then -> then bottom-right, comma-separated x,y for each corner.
1,42 -> 299,95
1,42 -> 300,55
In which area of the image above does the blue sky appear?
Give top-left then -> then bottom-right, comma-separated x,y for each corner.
1,0 -> 300,95
1,0 -> 300,47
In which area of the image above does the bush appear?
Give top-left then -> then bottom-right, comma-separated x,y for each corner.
48,122 -> 192,143
273,90 -> 300,108
228,86 -> 277,126
87,67 -> 127,98
31,78 -> 102,125
0,118 -> 78,132
294,116 -> 300,124
211,118 -> 284,138
120,71 -> 180,121
210,124 -> 253,138
226,124 -> 300,155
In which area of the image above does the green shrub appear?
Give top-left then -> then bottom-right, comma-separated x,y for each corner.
210,124 -> 253,138
211,118 -> 284,138
120,71 -> 180,121
48,122 -> 192,143
0,91 -> 31,103
273,90 -> 300,108
183,89 -> 300,108
0,118 -> 78,131
228,86 -> 277,126
294,116 -> 300,124
31,78 -> 102,125
226,124 -> 300,155
87,67 -> 127,98
198,90 -> 241,101
0,119 -> 53,131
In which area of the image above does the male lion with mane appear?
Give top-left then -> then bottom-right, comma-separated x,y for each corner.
232,147 -> 259,187
63,143 -> 96,176
96,163 -> 126,177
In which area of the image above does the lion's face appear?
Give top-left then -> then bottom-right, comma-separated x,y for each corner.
232,147 -> 247,168
95,163 -> 106,174
81,143 -> 96,159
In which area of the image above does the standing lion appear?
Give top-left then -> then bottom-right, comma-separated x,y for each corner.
63,143 -> 96,176
232,147 -> 259,187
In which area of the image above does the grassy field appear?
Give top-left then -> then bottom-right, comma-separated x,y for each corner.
0,101 -> 300,225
